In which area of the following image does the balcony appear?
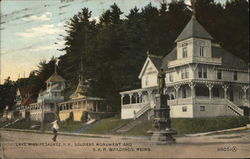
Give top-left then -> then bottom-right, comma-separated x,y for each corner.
168,56 -> 222,68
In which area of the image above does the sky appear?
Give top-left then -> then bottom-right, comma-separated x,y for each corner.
0,0 -> 227,84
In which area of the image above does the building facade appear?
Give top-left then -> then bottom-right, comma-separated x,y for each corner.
29,72 -> 66,121
57,79 -> 105,121
120,17 -> 249,119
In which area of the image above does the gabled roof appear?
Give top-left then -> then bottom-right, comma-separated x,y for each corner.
162,47 -> 177,70
17,86 -> 34,96
175,17 -> 213,42
21,96 -> 36,105
148,55 -> 162,71
46,72 -> 65,83
212,45 -> 248,70
138,54 -> 162,79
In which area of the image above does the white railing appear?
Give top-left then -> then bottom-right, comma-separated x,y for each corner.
122,103 -> 146,109
225,99 -> 244,116
134,103 -> 150,119
168,56 -> 222,68
168,97 -> 192,105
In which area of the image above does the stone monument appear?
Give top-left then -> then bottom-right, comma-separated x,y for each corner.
150,68 -> 177,144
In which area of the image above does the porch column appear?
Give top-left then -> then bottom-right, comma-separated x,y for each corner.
174,85 -> 180,99
138,92 -> 142,103
147,90 -> 152,104
222,85 -> 228,99
129,93 -> 133,104
206,83 -> 214,99
241,85 -> 249,101
188,82 -> 196,98
135,94 -> 138,103
121,94 -> 124,106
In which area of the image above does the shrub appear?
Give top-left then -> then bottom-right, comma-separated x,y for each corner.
66,112 -> 74,122
81,111 -> 88,122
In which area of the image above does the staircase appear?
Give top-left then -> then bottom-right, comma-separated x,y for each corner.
134,103 -> 151,119
2,119 -> 21,128
225,99 -> 244,116
72,119 -> 97,133
115,110 -> 149,134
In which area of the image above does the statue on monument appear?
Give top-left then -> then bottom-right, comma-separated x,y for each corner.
157,68 -> 165,95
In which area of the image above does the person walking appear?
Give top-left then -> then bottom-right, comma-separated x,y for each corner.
50,120 -> 59,142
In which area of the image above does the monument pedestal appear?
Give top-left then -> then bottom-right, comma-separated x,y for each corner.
150,94 -> 177,144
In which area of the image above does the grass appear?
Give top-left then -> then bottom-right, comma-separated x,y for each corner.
124,116 -> 250,136
5,120 -> 40,130
0,119 -> 14,127
83,116 -> 131,134
44,120 -> 84,132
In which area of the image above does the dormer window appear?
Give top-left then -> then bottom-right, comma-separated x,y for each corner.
199,46 -> 204,56
233,71 -> 237,80
182,47 -> 187,58
217,70 -> 222,79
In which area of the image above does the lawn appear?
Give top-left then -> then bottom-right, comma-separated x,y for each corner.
5,120 -> 41,130
83,116 -> 131,134
44,120 -> 84,132
124,116 -> 250,136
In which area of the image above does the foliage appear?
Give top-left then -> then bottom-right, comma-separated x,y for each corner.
0,77 -> 16,112
58,0 -> 248,112
80,111 -> 88,122
66,112 -> 74,122
1,0 -> 248,112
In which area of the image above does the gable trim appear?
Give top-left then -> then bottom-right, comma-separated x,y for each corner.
138,57 -> 159,79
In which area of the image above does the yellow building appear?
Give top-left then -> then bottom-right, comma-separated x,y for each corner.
57,62 -> 108,121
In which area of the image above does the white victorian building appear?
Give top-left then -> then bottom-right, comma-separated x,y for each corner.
29,71 -> 66,121
120,16 -> 249,119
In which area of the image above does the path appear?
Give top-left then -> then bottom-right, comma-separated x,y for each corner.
0,129 -> 250,158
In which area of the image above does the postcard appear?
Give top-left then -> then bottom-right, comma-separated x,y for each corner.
0,0 -> 249,158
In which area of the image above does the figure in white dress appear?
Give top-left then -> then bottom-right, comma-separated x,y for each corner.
50,120 -> 59,142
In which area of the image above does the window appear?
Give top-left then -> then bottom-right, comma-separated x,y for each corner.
182,106 -> 187,112
217,70 -> 222,79
233,71 -> 237,80
198,66 -> 207,78
182,47 -> 187,58
181,67 -> 189,79
145,76 -> 148,86
199,46 -> 204,56
200,106 -> 205,111
169,73 -> 173,82
182,87 -> 187,98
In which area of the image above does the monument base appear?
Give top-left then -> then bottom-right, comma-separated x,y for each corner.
151,130 -> 176,145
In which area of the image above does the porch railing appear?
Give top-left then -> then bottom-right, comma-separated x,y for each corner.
134,103 -> 150,119
225,99 -> 244,116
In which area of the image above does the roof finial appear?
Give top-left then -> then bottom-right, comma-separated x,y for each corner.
191,0 -> 196,19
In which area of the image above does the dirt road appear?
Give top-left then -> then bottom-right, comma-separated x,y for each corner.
0,130 -> 249,158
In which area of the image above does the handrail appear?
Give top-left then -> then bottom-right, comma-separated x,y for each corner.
134,103 -> 150,119
225,99 -> 244,116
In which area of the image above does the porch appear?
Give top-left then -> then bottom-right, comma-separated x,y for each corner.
120,80 -> 249,119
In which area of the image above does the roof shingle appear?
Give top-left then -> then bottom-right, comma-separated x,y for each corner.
175,17 -> 213,42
